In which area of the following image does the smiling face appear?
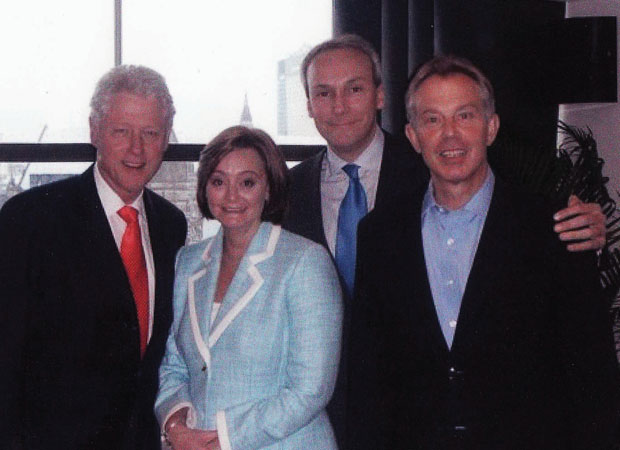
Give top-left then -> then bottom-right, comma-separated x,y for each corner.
405,73 -> 499,204
206,147 -> 269,236
306,48 -> 384,162
91,92 -> 169,204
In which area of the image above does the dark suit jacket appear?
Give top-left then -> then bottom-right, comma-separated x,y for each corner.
0,166 -> 187,450
282,131 -> 429,447
348,178 -> 619,450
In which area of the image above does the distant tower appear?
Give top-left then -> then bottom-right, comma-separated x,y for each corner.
239,92 -> 253,128
277,45 -> 318,137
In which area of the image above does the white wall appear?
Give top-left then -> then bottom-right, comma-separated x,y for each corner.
559,0 -> 620,204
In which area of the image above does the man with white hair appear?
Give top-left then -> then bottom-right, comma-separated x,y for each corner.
0,65 -> 187,449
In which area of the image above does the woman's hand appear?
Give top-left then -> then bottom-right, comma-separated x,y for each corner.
205,435 -> 221,450
164,408 -> 219,450
167,425 -> 218,450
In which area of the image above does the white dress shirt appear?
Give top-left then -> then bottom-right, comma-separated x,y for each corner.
94,163 -> 156,342
320,126 -> 384,255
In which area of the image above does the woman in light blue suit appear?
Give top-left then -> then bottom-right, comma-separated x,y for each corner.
156,126 -> 342,450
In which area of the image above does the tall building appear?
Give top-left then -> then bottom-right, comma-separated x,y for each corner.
277,46 -> 319,138
240,92 -> 253,128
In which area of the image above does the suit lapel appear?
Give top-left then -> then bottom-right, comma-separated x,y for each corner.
375,131 -> 429,208
304,151 -> 329,248
451,181 -> 512,354
375,132 -> 401,207
73,167 -> 142,355
186,222 -> 281,369
210,223 -> 280,345
186,232 -> 220,370
407,191 -> 452,355
143,189 -> 177,359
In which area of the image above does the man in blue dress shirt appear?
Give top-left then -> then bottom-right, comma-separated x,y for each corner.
348,55 -> 619,450
421,167 -> 494,348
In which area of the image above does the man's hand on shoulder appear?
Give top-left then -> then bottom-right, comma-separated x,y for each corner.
553,195 -> 606,252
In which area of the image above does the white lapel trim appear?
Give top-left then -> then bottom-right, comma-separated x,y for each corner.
187,239 -> 216,370
208,225 -> 281,347
188,268 -> 211,369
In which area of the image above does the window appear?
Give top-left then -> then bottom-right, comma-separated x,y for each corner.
0,1 -> 113,143
1,1 -> 331,241
123,0 -> 331,144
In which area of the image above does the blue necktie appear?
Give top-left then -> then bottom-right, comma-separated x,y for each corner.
335,164 -> 368,298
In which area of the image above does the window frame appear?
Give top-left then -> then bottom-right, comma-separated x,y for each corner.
0,143 -> 323,163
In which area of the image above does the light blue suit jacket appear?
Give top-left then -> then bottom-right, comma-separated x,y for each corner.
155,222 -> 342,450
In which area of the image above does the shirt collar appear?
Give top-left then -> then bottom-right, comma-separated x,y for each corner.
324,125 -> 384,177
422,168 -> 495,219
94,162 -> 146,219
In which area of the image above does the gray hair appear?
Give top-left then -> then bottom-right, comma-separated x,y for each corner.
405,55 -> 495,124
90,65 -> 175,130
301,34 -> 382,98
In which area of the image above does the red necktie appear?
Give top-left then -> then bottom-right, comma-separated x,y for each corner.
118,206 -> 149,358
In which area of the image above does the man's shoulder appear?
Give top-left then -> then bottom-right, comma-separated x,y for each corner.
1,173 -> 85,218
288,150 -> 324,183
144,188 -> 185,222
483,178 -> 587,275
360,181 -> 425,238
284,151 -> 325,237
491,178 -> 557,229
382,130 -> 411,151
383,131 -> 425,164
378,131 -> 429,193
143,188 -> 188,246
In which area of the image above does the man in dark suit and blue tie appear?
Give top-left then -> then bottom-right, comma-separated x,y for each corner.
348,55 -> 619,450
0,65 -> 187,449
283,35 -> 429,446
283,34 -> 609,449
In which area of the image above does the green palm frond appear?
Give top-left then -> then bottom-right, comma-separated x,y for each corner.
602,248 -> 620,299
556,122 -> 616,216
608,213 -> 620,247
604,248 -> 620,360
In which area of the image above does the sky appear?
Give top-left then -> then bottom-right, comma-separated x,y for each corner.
0,0 -> 332,144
